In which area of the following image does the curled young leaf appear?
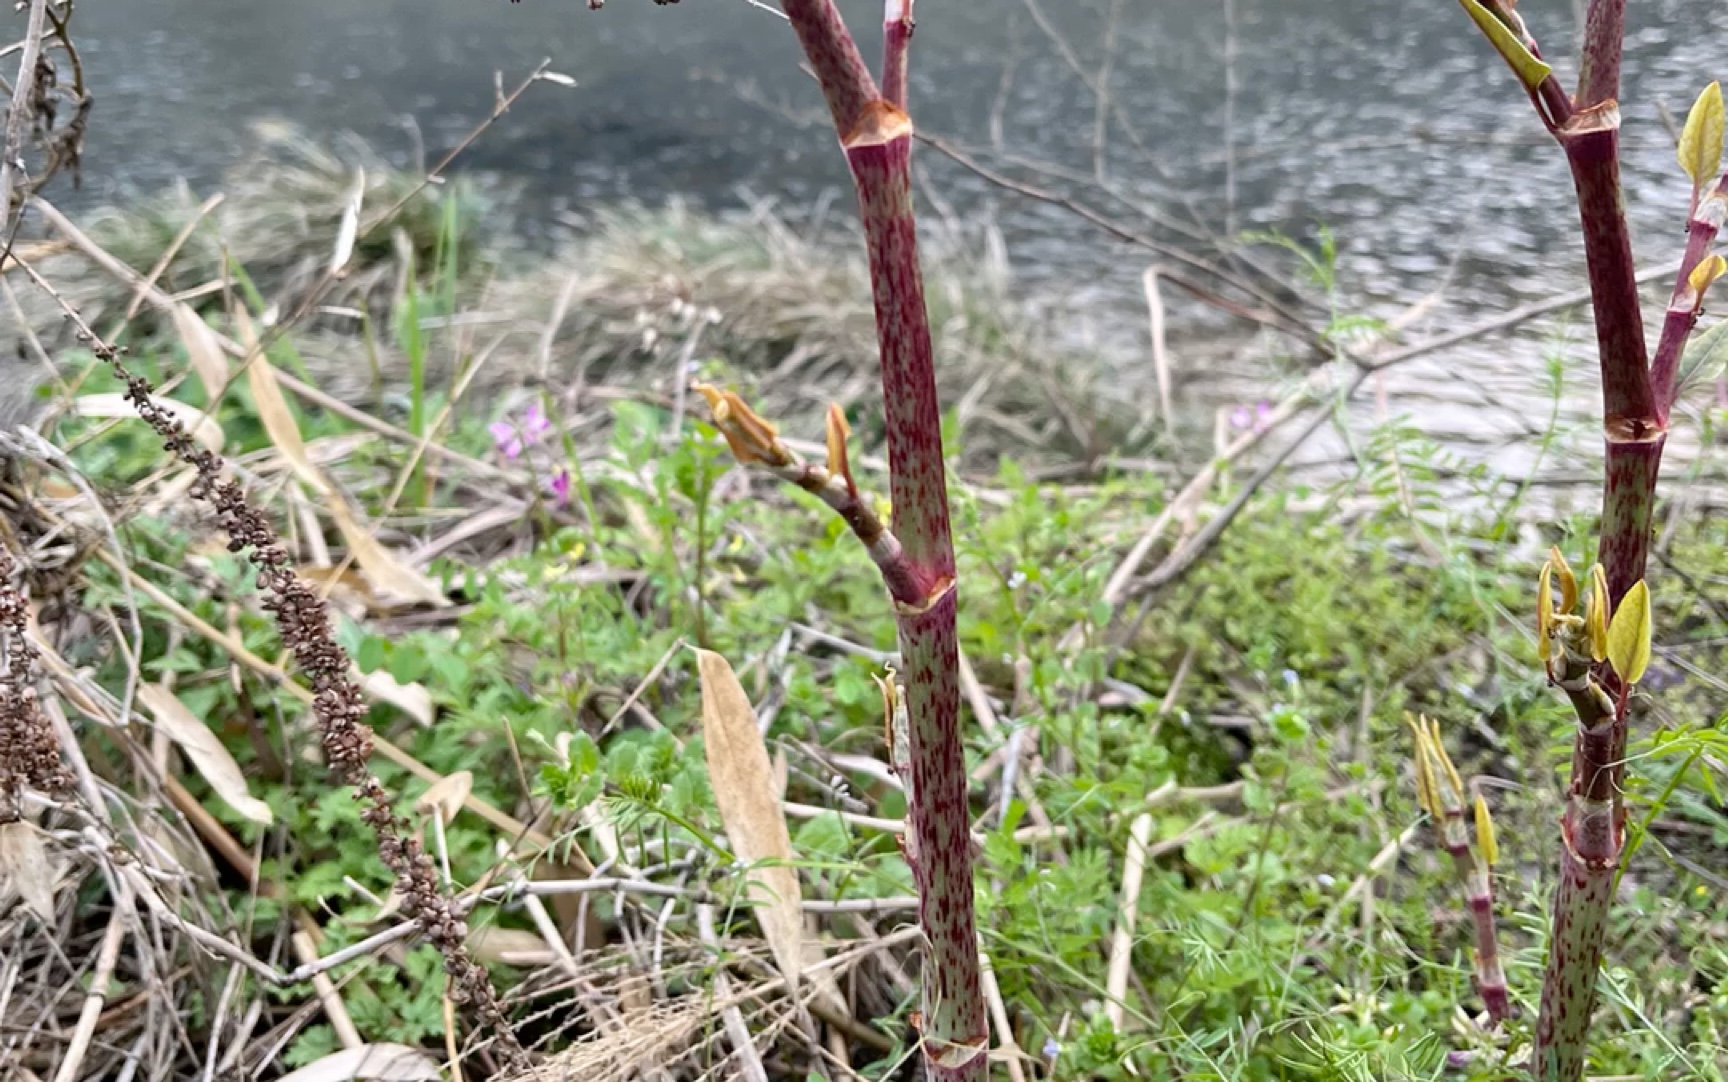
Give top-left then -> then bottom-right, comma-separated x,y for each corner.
1679,81 -> 1725,188
1473,791 -> 1499,867
1549,545 -> 1578,614
1456,0 -> 1554,93
1587,564 -> 1611,663
1605,579 -> 1653,685
1537,560 -> 1554,661
825,403 -> 854,492
693,383 -> 789,467
1426,716 -> 1465,803
1407,714 -> 1440,818
1689,253 -> 1727,297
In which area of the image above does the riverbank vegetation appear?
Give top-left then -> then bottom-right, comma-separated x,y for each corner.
2,5 -> 1727,1082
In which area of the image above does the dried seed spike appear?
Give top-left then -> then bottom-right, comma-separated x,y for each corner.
1473,790 -> 1500,867
825,403 -> 855,492
1587,564 -> 1611,662
1549,545 -> 1578,614
1538,560 -> 1555,661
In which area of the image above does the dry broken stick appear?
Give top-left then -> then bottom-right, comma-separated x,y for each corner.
0,548 -> 75,822
94,338 -> 523,1061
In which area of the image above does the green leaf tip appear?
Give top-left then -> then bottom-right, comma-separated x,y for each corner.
1456,0 -> 1553,93
1606,579 -> 1653,685
1680,81 -> 1725,188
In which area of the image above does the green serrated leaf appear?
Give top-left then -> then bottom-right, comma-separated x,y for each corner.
1456,0 -> 1554,92
1679,81 -> 1725,186
1606,579 -> 1652,685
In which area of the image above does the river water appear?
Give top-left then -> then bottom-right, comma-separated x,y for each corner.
52,0 -> 1728,490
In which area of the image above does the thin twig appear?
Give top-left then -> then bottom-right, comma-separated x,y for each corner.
0,0 -> 48,230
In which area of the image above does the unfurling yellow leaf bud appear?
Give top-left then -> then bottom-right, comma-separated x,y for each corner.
1473,791 -> 1499,867
1587,564 -> 1611,663
1690,254 -> 1728,298
1406,714 -> 1436,818
1605,579 -> 1653,685
825,404 -> 855,492
1549,545 -> 1578,615
1426,716 -> 1465,802
1679,80 -> 1725,188
1538,560 -> 1554,662
692,383 -> 789,467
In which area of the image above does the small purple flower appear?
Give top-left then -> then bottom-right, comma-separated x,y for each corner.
1229,400 -> 1275,433
522,401 -> 552,440
488,420 -> 524,460
490,402 -> 554,461
548,468 -> 572,508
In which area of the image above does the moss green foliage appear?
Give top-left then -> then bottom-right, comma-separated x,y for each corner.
56,344 -> 1728,1078
32,144 -> 1723,1080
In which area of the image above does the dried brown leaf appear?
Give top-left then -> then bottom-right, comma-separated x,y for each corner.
236,310 -> 448,608
139,683 -> 273,824
697,649 -> 805,991
276,1043 -> 442,1082
466,925 -> 556,966
75,392 -> 224,454
354,666 -> 434,728
170,303 -> 230,401
0,821 -> 57,922
415,769 -> 473,826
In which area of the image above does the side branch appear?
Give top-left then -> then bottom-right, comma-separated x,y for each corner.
882,0 -> 914,109
695,384 -> 928,607
782,0 -> 880,132
1651,174 -> 1728,413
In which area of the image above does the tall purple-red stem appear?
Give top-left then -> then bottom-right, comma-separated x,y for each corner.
779,1 -> 988,1076
1458,1 -> 1727,1077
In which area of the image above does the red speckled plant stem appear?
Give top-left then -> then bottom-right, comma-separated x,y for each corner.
781,2 -> 987,1076
1650,174 -> 1728,413
1432,801 -> 1511,1022
1529,4 -> 1658,1077
1454,0 -> 1712,1074
882,0 -> 914,110
1574,0 -> 1625,113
